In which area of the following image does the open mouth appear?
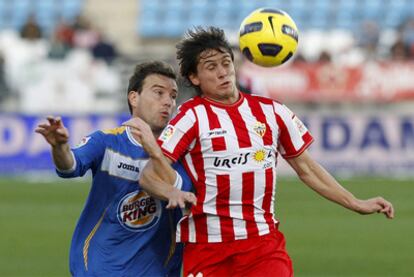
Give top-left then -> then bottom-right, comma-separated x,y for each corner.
219,81 -> 231,88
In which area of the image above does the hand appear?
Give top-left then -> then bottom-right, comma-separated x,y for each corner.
354,197 -> 394,219
35,116 -> 69,147
165,187 -> 197,209
122,118 -> 163,158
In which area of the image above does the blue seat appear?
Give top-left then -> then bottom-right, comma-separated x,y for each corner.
62,0 -> 83,20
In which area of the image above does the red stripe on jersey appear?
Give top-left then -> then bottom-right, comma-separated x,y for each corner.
262,168 -> 274,227
204,103 -> 227,151
245,96 -> 273,146
216,175 -> 235,241
275,113 -> 296,155
241,172 -> 259,238
228,107 -> 252,148
187,139 -> 208,242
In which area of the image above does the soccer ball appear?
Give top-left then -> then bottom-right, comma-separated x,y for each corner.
239,8 -> 299,67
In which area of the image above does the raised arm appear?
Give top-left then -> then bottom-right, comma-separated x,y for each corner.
286,150 -> 394,219
35,116 -> 74,171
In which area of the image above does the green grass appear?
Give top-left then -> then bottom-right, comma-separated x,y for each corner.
0,177 -> 413,276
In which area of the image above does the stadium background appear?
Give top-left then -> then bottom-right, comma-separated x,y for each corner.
0,0 -> 413,276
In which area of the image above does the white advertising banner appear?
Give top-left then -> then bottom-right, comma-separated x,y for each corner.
277,112 -> 414,177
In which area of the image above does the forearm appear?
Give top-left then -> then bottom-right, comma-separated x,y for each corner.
140,160 -> 177,201
148,150 -> 177,186
51,143 -> 75,171
298,161 -> 359,211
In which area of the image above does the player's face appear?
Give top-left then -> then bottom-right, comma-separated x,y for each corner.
134,74 -> 178,133
190,49 -> 238,104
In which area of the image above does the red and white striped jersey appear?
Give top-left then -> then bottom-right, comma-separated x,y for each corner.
158,92 -> 313,243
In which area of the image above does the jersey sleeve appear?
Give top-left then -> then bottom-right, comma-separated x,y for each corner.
56,131 -> 106,178
171,161 -> 193,192
157,108 -> 197,162
273,102 -> 314,159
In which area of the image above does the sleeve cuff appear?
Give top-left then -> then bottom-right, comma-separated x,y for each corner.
173,171 -> 183,190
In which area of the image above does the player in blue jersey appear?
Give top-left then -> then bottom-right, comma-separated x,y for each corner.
35,61 -> 196,277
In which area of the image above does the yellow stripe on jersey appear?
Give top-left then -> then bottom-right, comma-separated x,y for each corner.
102,126 -> 126,135
83,208 -> 108,271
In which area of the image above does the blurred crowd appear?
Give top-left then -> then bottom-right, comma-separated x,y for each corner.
292,17 -> 414,65
2,13 -> 414,113
0,14 -> 121,114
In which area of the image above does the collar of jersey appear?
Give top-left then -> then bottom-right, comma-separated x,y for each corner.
202,91 -> 244,108
126,126 -> 142,147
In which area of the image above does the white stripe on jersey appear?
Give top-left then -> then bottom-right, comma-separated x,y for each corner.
229,172 -> 247,240
274,102 -> 306,151
188,215 -> 196,242
253,168 -> 270,235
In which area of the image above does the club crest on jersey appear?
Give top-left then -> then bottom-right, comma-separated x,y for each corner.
253,121 -> 266,137
160,125 -> 175,142
117,190 -> 161,232
74,136 -> 91,148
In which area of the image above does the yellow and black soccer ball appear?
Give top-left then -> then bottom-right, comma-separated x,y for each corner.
239,8 -> 299,67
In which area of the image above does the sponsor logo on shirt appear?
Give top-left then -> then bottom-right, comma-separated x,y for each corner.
253,121 -> 266,137
101,149 -> 145,181
213,153 -> 250,168
160,125 -> 175,142
207,129 -> 227,138
117,162 -> 139,173
213,149 -> 274,169
117,190 -> 162,232
74,136 -> 91,148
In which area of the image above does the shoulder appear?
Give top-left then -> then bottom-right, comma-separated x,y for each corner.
244,93 -> 279,106
86,126 -> 126,144
177,96 -> 203,113
101,126 -> 127,136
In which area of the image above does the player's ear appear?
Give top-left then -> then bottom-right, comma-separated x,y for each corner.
189,73 -> 200,86
128,90 -> 139,111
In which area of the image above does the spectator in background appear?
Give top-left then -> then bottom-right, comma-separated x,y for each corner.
317,50 -> 332,63
400,17 -> 414,58
48,20 -> 75,59
72,15 -> 99,49
20,14 -> 42,40
356,20 -> 380,60
54,20 -> 75,48
91,32 -> 117,64
390,36 -> 411,61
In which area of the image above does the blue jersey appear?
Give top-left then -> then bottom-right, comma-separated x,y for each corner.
57,126 -> 192,277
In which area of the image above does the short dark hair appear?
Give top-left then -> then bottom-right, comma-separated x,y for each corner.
127,61 -> 176,114
176,26 -> 234,90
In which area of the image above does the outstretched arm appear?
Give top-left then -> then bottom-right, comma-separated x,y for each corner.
286,150 -> 394,219
35,116 -> 74,171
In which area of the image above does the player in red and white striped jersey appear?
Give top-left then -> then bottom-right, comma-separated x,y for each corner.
128,27 -> 394,277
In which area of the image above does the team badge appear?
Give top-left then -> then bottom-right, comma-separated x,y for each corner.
74,136 -> 91,148
253,121 -> 266,137
117,190 -> 161,232
160,125 -> 175,142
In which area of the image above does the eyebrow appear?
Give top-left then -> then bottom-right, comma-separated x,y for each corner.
151,84 -> 178,93
200,53 -> 232,65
